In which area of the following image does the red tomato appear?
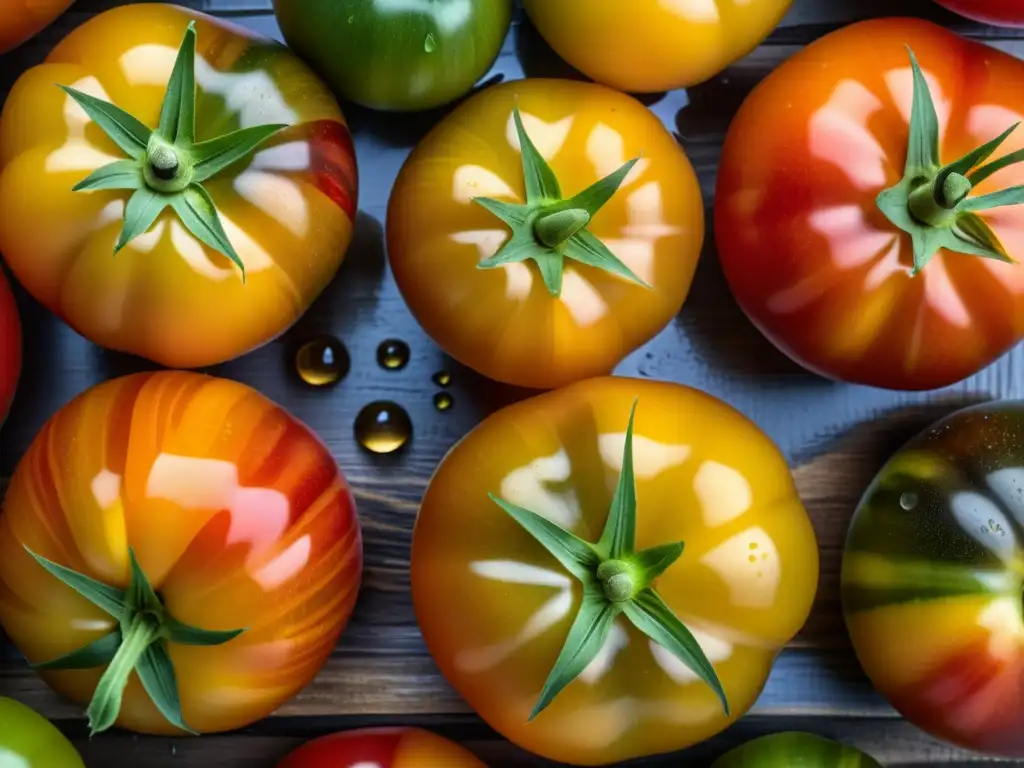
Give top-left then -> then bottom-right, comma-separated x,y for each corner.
277,728 -> 486,768
935,0 -> 1024,26
0,268 -> 20,425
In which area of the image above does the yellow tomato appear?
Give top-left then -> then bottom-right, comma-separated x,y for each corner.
0,0 -> 73,54
387,79 -> 703,389
523,0 -> 793,93
411,377 -> 818,765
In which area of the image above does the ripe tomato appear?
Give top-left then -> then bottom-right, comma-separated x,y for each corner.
935,0 -> 1024,25
411,377 -> 818,765
716,18 -> 1024,391
523,0 -> 792,93
712,732 -> 883,767
0,371 -> 363,735
277,727 -> 486,767
843,400 -> 1024,757
0,698 -> 85,767
388,80 -> 703,390
0,268 -> 19,426
0,0 -> 73,53
0,5 -> 358,369
274,0 -> 512,111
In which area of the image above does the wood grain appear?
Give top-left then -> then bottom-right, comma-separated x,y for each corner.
3,0 -> 1024,765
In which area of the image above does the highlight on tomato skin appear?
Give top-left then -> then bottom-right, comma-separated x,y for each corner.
934,0 -> 1024,26
276,727 -> 487,768
0,267 -> 20,426
0,371 -> 363,736
0,0 -> 74,54
0,697 -> 86,768
842,400 -> 1024,757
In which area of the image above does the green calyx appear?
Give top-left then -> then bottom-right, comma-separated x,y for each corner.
488,401 -> 728,721
60,22 -> 288,279
473,106 -> 652,297
877,47 -> 1024,275
26,546 -> 245,736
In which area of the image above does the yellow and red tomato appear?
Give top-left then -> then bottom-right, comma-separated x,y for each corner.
0,0 -> 73,53
935,0 -> 1024,25
0,268 -> 19,425
0,371 -> 363,735
277,727 -> 486,768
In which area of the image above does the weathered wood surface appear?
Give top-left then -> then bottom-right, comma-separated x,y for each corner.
3,0 -> 1024,765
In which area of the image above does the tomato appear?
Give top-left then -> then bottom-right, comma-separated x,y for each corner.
716,19 -> 1024,391
935,0 -> 1024,26
522,0 -> 792,94
411,376 -> 818,765
842,400 -> 1024,757
711,732 -> 883,767
0,0 -> 73,53
0,5 -> 358,369
274,0 -> 512,112
0,371 -> 363,735
0,697 -> 85,767
277,727 -> 486,767
0,268 -> 19,426
388,80 -> 703,390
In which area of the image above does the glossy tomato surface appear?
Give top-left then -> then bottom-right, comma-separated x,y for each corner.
0,371 -> 363,735
0,268 -> 19,426
712,732 -> 883,767
277,727 -> 486,768
388,79 -> 703,390
935,0 -> 1024,25
523,0 -> 792,93
0,697 -> 85,767
0,5 -> 358,369
412,377 -> 818,765
716,18 -> 1024,391
274,0 -> 512,111
0,0 -> 73,53
843,400 -> 1024,756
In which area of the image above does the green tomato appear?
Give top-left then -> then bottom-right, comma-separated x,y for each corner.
712,733 -> 884,767
0,698 -> 85,767
272,0 -> 512,112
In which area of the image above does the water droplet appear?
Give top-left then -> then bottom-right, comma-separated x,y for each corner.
434,392 -> 453,412
377,339 -> 410,370
432,370 -> 451,387
294,336 -> 349,387
899,492 -> 918,511
355,401 -> 412,454
424,32 -> 437,53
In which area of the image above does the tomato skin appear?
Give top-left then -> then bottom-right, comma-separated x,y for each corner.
842,400 -> 1024,756
387,79 -> 703,390
411,376 -> 818,765
277,727 -> 486,768
274,0 -> 512,112
0,0 -> 73,53
715,18 -> 1024,391
0,697 -> 85,767
0,371 -> 363,735
0,268 -> 19,426
0,5 -> 358,369
711,732 -> 883,767
935,0 -> 1024,25
522,0 -> 792,93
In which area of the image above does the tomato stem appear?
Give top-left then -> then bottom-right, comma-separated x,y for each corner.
534,208 -> 591,248
596,559 -> 637,602
86,613 -> 160,736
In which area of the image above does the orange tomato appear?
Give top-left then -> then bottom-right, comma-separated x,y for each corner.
387,79 -> 703,390
0,371 -> 363,735
0,0 -> 73,53
277,727 -> 486,768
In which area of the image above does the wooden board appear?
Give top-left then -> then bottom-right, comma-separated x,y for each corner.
3,0 -> 1024,765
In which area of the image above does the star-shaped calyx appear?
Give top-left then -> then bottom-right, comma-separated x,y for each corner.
488,401 -> 728,720
876,48 -> 1024,275
60,22 -> 288,279
473,107 -> 652,297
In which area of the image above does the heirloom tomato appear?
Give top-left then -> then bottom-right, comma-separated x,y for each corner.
935,0 -> 1024,26
277,727 -> 486,768
843,400 -> 1024,757
0,0 -> 73,54
388,80 -> 703,390
0,268 -> 19,426
0,4 -> 358,369
712,732 -> 883,767
0,371 -> 363,736
716,19 -> 1024,391
0,697 -> 85,768
523,0 -> 792,94
411,377 -> 818,765
274,0 -> 512,112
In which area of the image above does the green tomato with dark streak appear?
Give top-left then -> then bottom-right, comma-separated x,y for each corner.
273,0 -> 512,112
712,733 -> 884,767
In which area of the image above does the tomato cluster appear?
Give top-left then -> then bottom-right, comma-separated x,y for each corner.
1,0 -> 1024,767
